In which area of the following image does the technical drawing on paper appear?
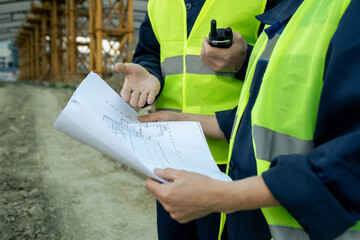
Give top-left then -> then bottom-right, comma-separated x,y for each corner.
102,115 -> 191,171
103,99 -> 139,123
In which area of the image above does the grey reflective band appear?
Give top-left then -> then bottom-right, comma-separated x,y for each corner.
269,225 -> 360,240
155,108 -> 182,113
269,225 -> 309,240
185,55 -> 235,77
161,56 -> 183,78
253,125 -> 314,162
335,230 -> 360,240
259,33 -> 281,61
160,55 -> 236,78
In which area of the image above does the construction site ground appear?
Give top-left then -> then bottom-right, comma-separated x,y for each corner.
0,79 -> 157,240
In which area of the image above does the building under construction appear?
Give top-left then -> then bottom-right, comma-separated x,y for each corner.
0,0 -> 147,83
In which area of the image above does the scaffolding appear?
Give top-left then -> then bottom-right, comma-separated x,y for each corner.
15,0 -> 134,82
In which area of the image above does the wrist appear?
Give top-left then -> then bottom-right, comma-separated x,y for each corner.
213,176 -> 280,213
206,179 -> 233,213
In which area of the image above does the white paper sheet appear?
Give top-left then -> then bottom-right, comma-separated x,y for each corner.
54,72 -> 232,183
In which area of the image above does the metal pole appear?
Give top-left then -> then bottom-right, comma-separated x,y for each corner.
95,0 -> 103,76
89,0 -> 95,71
51,0 -> 58,75
68,0 -> 76,74
128,0 -> 133,42
25,35 -> 29,78
35,24 -> 40,78
41,13 -> 47,79
29,32 -> 34,79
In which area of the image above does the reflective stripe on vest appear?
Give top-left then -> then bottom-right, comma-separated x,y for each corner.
148,0 -> 267,164
253,125 -> 314,162
161,55 -> 236,78
269,225 -> 360,240
221,0 -> 360,239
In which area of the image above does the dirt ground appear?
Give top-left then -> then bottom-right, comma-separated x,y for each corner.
0,80 -> 158,240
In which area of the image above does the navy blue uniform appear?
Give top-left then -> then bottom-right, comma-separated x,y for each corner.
216,0 -> 360,239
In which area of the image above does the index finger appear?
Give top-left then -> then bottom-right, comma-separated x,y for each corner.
145,177 -> 165,196
120,81 -> 132,101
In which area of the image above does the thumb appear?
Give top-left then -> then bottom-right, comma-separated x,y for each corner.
202,37 -> 209,46
115,62 -> 130,74
138,113 -> 160,122
201,37 -> 210,53
232,31 -> 243,41
154,168 -> 183,182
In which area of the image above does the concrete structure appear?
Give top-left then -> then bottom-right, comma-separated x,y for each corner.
0,0 -> 147,81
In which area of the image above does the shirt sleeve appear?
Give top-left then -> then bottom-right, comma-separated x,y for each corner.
262,1 -> 360,239
132,11 -> 164,94
235,44 -> 253,80
215,107 -> 237,141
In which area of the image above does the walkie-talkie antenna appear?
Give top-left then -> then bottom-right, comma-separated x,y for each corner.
210,19 -> 217,38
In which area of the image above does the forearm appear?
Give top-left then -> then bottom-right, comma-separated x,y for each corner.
179,113 -> 226,139
139,112 -> 226,139
210,175 -> 280,214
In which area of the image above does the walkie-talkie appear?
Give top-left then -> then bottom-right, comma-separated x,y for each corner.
208,19 -> 233,48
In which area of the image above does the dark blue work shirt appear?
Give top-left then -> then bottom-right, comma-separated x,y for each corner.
216,0 -> 360,239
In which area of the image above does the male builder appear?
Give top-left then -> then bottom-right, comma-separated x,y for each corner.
115,0 -> 276,239
141,0 -> 360,239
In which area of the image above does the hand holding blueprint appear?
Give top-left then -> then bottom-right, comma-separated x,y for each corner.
54,72 -> 231,183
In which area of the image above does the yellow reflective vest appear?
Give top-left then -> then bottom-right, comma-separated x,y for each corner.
147,0 -> 267,164
223,0 -> 360,239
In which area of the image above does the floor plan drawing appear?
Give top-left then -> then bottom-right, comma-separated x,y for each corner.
54,71 -> 232,182
102,115 -> 191,171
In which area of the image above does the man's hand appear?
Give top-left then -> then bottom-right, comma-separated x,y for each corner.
146,169 -> 281,224
200,31 -> 247,72
138,111 -> 183,122
145,168 -> 222,223
115,63 -> 161,107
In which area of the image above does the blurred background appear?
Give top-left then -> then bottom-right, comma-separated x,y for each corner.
0,0 -> 147,84
0,1 -> 158,240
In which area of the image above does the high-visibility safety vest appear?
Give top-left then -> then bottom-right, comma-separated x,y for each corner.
147,0 -> 267,164
222,0 -> 360,239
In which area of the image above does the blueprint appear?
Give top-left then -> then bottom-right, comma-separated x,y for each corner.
103,117 -> 195,171
54,72 -> 232,183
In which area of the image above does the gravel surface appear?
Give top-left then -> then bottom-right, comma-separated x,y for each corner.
0,80 -> 157,240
